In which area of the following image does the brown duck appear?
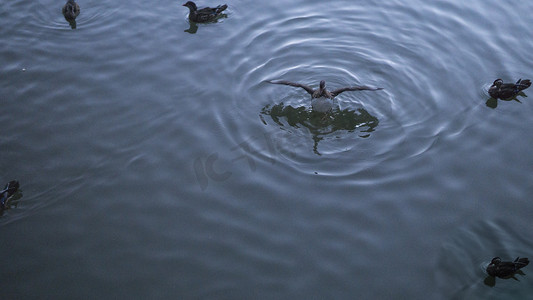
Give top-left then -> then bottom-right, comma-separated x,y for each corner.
182,1 -> 228,23
62,0 -> 80,20
486,257 -> 529,278
489,78 -> 531,100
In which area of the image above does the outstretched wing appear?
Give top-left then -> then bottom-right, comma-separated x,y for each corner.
267,80 -> 315,96
330,85 -> 383,98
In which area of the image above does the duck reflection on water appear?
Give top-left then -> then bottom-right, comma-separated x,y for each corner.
184,14 -> 228,34
260,102 -> 379,155
264,79 -> 382,155
64,17 -> 78,30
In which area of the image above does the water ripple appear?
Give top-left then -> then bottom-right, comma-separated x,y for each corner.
28,0 -> 122,31
213,2 -> 486,176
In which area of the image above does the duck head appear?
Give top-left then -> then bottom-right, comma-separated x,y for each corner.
490,257 -> 501,265
486,257 -> 501,277
1,181 -> 19,195
492,79 -> 503,88
183,1 -> 197,11
319,80 -> 326,93
0,180 -> 19,209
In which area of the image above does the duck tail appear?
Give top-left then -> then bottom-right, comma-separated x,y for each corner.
514,257 -> 529,269
215,4 -> 228,14
516,79 -> 531,91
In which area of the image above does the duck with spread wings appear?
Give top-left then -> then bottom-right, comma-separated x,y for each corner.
268,80 -> 383,112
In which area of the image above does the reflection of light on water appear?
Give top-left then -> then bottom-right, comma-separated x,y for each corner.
261,102 -> 379,155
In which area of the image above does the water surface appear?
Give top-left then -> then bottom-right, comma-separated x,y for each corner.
1,0 -> 533,298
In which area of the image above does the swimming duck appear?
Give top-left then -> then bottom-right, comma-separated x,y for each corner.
62,0 -> 80,20
182,1 -> 228,23
268,80 -> 383,112
0,180 -> 19,210
489,78 -> 531,100
486,257 -> 529,278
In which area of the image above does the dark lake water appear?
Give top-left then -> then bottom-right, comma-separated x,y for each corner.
2,0 -> 533,298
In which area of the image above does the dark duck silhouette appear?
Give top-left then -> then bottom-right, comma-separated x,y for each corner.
489,78 -> 531,100
182,1 -> 228,23
268,80 -> 383,112
486,257 -> 529,278
0,180 -> 19,210
62,0 -> 80,21
62,0 -> 80,29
